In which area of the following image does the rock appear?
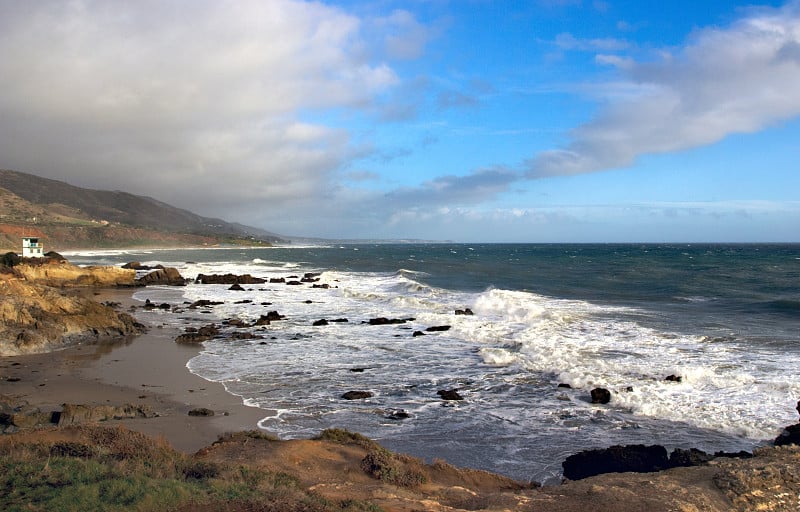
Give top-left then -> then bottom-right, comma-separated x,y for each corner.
665,374 -> 683,382
188,408 -> 215,417
437,389 -> 464,401
312,283 -> 330,289
259,311 -> 285,323
342,391 -> 373,400
412,331 -> 425,337
228,332 -> 262,340
44,251 -> 66,261
195,273 -> 266,285
669,448 -> 714,467
228,283 -> 244,291
368,317 -> 412,325
455,308 -> 474,315
313,319 -> 329,326
558,383 -> 572,389
350,368 -> 366,372
136,267 -> 186,286
386,409 -> 411,420
14,261 -> 136,287
269,278 -> 285,283
590,387 -> 611,404
774,423 -> 800,446
426,325 -> 451,332
330,318 -> 348,323
0,276 -> 144,356
188,299 -> 224,309
57,403 -> 157,425
175,324 -> 220,343
286,280 -> 303,285
562,444 -> 670,480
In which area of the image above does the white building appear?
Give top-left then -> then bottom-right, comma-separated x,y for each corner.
22,237 -> 43,258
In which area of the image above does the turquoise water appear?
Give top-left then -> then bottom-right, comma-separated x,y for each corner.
70,243 -> 800,483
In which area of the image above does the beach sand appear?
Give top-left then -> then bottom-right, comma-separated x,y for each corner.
0,287 -> 266,452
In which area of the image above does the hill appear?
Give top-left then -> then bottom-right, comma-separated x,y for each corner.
0,169 -> 285,250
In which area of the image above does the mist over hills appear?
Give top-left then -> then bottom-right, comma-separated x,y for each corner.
0,169 -> 285,250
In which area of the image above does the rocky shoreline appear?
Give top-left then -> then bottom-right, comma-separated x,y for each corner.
1,256 -> 799,511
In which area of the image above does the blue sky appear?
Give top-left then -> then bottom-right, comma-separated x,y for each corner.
0,0 -> 798,242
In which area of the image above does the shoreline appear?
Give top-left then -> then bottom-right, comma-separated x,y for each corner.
0,287 -> 266,453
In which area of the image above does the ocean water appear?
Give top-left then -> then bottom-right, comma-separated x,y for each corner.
67,243 -> 800,483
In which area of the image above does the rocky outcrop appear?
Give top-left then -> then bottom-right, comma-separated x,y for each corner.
57,403 -> 157,425
1,396 -> 156,430
136,267 -> 186,286
14,260 -> 135,287
0,275 -> 145,356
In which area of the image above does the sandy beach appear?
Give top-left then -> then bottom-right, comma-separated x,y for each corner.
0,287 -> 266,452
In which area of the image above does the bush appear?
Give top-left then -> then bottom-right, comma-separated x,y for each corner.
1,251 -> 20,267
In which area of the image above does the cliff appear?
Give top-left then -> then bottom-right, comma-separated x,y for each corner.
0,261 -> 143,356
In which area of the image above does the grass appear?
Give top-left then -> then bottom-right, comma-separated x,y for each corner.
0,426 -> 382,512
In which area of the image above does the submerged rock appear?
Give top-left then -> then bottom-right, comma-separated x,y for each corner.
342,391 -> 374,400
590,387 -> 611,404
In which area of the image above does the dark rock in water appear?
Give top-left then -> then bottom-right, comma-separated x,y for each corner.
331,318 -> 349,323
558,383 -> 572,389
455,308 -> 474,316
312,283 -> 330,289
590,387 -> 611,404
176,324 -> 220,343
412,331 -> 425,337
175,332 -> 209,344
714,450 -> 753,459
437,389 -> 464,401
157,303 -> 171,310
774,423 -> 800,446
189,299 -> 224,309
386,409 -> 411,420
234,299 -> 252,304
188,408 -> 215,417
286,280 -> 303,286
665,374 -> 683,383
270,277 -> 285,283
342,391 -> 373,400
228,283 -> 245,291
426,325 -> 451,332
304,272 -> 321,279
796,400 -> 800,417
224,318 -> 249,328
137,267 -> 186,286
198,324 -> 220,337
349,368 -> 366,373
196,273 -> 266,285
368,317 -> 410,325
228,332 -> 262,340
669,448 -> 714,467
562,445 -> 670,480
313,319 -> 329,326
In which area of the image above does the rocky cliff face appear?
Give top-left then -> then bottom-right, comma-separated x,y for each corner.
0,262 -> 143,356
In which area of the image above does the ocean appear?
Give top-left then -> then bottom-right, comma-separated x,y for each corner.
67,243 -> 800,483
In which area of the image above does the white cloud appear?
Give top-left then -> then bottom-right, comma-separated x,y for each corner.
0,0 -> 400,211
529,1 -> 800,177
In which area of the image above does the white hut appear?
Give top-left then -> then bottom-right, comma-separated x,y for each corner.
22,237 -> 43,257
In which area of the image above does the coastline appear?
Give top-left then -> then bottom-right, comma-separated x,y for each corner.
0,287 -> 266,452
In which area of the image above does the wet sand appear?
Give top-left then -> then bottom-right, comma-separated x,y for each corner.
0,287 -> 266,452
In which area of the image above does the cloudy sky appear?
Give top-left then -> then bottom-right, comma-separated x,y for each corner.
1,0 -> 799,242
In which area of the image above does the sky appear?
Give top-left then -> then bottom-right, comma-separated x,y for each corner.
0,0 -> 799,242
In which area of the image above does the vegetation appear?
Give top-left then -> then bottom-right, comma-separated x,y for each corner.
317,428 -> 428,488
0,426 -> 381,512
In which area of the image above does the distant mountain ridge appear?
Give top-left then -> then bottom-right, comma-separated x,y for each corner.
0,169 -> 285,250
